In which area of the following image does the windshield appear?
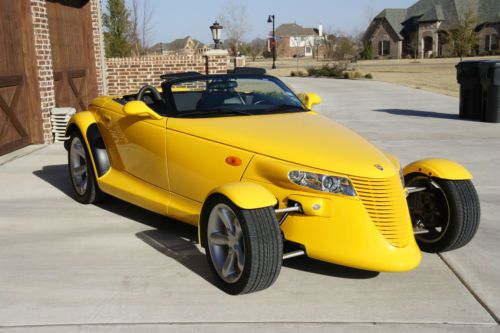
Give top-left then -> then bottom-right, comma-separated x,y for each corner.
166,75 -> 305,117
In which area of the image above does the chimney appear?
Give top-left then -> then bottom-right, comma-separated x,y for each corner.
318,24 -> 323,37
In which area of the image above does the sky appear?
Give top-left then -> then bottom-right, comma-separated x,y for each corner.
111,0 -> 417,45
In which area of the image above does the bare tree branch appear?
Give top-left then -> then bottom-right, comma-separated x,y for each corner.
217,3 -> 250,55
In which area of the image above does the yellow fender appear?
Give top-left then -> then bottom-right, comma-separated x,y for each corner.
64,111 -> 108,177
403,158 -> 473,180
65,111 -> 98,142
207,182 -> 277,210
199,182 -> 277,247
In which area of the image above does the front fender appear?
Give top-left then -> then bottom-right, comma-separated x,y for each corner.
207,182 -> 277,210
64,111 -> 98,150
199,182 -> 277,247
64,111 -> 110,177
403,158 -> 473,180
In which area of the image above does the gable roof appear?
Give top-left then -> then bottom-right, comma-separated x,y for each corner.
374,8 -> 408,39
275,23 -> 317,37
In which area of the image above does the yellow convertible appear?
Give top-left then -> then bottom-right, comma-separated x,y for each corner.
65,69 -> 480,294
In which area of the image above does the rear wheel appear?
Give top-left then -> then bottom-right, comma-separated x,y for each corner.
204,195 -> 282,295
406,174 -> 480,252
68,132 -> 106,204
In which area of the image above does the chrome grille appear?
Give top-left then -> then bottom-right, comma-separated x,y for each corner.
350,175 -> 411,248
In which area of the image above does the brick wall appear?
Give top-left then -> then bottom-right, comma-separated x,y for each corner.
370,20 -> 401,59
478,24 -> 500,54
106,54 -> 228,96
89,0 -> 107,95
30,0 -> 56,144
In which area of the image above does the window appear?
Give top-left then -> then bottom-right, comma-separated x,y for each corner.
378,40 -> 390,56
485,34 -> 499,51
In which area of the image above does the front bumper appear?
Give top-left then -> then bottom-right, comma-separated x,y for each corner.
245,179 -> 422,272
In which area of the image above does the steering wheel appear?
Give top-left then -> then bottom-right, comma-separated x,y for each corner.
137,85 -> 163,103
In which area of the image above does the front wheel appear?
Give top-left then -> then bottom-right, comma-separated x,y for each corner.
68,132 -> 106,204
204,195 -> 282,295
406,174 -> 480,252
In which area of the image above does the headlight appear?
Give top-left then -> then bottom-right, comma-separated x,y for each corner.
288,171 -> 356,196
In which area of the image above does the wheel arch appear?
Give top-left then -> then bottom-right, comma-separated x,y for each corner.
65,112 -> 110,178
403,158 -> 472,181
198,182 -> 277,247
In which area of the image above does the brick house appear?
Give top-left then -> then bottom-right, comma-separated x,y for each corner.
364,0 -> 500,59
274,23 -> 322,58
0,0 -> 228,156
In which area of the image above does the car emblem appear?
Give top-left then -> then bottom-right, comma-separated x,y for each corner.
374,164 -> 384,171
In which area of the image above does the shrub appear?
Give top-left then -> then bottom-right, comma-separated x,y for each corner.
306,64 -> 348,78
365,73 -> 373,79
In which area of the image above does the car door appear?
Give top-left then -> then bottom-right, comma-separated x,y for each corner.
97,103 -> 169,190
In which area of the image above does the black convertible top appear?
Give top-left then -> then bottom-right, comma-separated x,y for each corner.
160,67 -> 266,82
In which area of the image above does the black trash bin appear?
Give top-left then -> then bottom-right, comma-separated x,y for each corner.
479,60 -> 500,123
456,61 -> 483,120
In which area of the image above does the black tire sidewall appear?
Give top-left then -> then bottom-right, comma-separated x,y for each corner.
406,174 -> 480,252
203,194 -> 281,295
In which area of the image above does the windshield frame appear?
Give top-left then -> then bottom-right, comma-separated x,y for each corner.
161,74 -> 308,118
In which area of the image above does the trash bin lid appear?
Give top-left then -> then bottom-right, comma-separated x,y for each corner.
456,61 -> 482,82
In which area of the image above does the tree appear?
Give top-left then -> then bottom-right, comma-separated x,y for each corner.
249,38 -> 266,60
362,41 -> 373,60
103,0 -> 132,57
448,9 -> 479,60
218,3 -> 250,55
129,0 -> 155,55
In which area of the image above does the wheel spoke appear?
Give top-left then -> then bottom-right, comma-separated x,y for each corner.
74,144 -> 85,159
234,244 -> 244,272
221,250 -> 236,278
218,208 -> 233,232
73,165 -> 86,176
209,232 -> 230,246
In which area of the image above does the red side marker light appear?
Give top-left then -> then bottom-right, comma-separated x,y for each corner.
225,156 -> 242,166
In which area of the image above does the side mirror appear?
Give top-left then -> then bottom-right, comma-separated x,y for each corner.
123,101 -> 162,120
303,93 -> 322,110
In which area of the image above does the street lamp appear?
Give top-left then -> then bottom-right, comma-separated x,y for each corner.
267,14 -> 276,69
210,21 -> 223,49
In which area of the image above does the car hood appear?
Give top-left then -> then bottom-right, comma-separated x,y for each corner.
167,112 -> 397,178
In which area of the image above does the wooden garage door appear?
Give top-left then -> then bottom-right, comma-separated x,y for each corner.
47,0 -> 97,112
0,0 -> 43,156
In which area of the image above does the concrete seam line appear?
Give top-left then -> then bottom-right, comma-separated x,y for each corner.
0,145 -> 48,166
0,322 -> 498,329
438,253 -> 500,325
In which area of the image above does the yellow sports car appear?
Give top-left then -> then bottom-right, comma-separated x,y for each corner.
65,69 -> 480,295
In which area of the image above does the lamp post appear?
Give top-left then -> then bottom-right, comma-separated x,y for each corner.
210,21 -> 223,49
267,14 -> 276,69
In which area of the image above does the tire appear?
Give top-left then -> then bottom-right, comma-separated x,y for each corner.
67,131 -> 106,204
406,174 -> 480,253
204,195 -> 283,295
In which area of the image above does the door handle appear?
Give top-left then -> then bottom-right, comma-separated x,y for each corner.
102,114 -> 111,122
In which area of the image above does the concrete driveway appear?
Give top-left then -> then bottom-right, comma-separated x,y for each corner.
1,78 -> 499,332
